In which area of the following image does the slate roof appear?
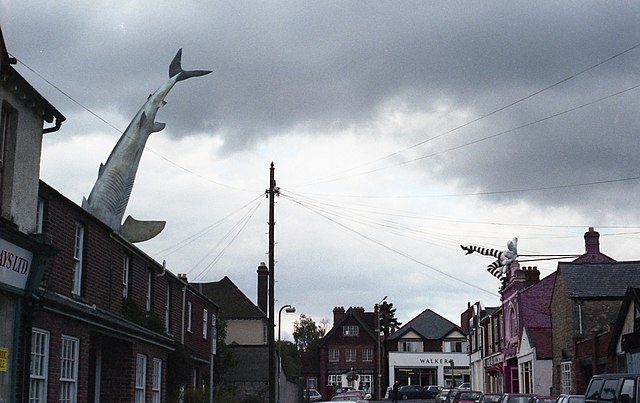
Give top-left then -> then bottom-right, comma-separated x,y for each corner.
520,272 -> 555,328
609,287 -> 640,354
388,308 -> 464,340
558,261 -> 640,299
525,327 -> 553,359
319,307 -> 377,347
195,276 -> 266,319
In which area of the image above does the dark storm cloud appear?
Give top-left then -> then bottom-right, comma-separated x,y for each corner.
4,1 -> 640,209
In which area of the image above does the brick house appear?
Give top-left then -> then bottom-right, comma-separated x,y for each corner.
32,181 -> 218,402
387,308 -> 468,390
550,227 -> 640,395
500,263 -> 554,395
465,302 -> 503,393
319,306 -> 378,399
0,25 -> 65,402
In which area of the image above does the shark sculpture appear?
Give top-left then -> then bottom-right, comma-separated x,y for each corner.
83,49 -> 211,243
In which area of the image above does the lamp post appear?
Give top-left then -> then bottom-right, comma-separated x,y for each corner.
449,359 -> 455,388
278,304 -> 296,403
376,296 -> 387,400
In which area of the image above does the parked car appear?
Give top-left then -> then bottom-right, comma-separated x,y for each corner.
333,387 -> 356,396
321,391 -> 371,402
531,396 -> 557,403
585,373 -> 639,403
556,395 -> 585,403
437,389 -> 453,402
398,384 -> 435,400
452,390 -> 483,403
304,389 -> 323,402
459,383 -> 472,390
499,393 -> 538,403
426,386 -> 444,396
480,393 -> 503,403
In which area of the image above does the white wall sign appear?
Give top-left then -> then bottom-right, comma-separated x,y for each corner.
0,238 -> 33,290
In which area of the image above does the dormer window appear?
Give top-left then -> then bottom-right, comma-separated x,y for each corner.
343,325 -> 359,336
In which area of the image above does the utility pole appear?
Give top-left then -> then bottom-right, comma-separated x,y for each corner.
267,162 -> 279,403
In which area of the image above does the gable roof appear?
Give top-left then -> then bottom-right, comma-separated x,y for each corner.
558,261 -> 640,299
319,307 -> 377,346
520,272 -> 556,328
523,326 -> 553,359
195,276 -> 266,319
389,308 -> 464,341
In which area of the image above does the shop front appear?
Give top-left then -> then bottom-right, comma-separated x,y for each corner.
388,352 -> 470,388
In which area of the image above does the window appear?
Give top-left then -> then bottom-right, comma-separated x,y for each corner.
509,305 -> 518,338
307,377 -> 318,389
400,340 -> 423,352
186,301 -> 192,333
203,308 -> 208,340
346,349 -> 356,362
36,198 -> 45,233
72,224 -> 84,295
360,375 -> 373,392
561,361 -> 571,394
520,361 -> 532,393
122,255 -> 130,298
0,104 -> 16,208
135,354 -> 147,403
328,374 -> 341,386
30,329 -> 49,403
60,336 -> 79,403
164,284 -> 171,333
329,348 -> 339,362
146,271 -> 152,311
152,358 -> 162,403
445,340 -> 464,352
343,325 -> 359,336
362,348 -> 373,362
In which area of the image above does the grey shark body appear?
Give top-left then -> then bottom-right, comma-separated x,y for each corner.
82,49 -> 211,242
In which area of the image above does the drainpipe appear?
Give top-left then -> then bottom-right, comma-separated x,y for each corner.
181,286 -> 186,344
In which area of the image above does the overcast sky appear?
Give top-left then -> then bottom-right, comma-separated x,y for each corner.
4,1 -> 640,339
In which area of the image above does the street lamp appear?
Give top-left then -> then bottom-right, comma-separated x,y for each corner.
278,304 -> 296,403
449,359 -> 455,388
376,296 -> 387,400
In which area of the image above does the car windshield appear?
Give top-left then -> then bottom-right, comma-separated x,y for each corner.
460,392 -> 482,400
508,396 -> 536,403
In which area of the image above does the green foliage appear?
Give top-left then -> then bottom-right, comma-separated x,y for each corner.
167,344 -> 192,399
213,314 -> 235,385
379,301 -> 402,336
293,314 -> 323,352
278,340 -> 300,378
121,297 -> 164,333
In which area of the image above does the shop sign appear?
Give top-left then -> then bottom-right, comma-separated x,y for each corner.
0,238 -> 33,290
0,347 -> 8,372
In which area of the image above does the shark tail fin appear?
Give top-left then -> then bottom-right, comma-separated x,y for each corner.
169,48 -> 212,82
120,216 -> 166,243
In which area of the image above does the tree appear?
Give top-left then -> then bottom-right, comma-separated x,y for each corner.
379,301 -> 401,337
293,314 -> 323,352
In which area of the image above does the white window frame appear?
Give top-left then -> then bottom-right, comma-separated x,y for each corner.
203,308 -> 208,340
30,328 -> 50,403
136,354 -> 147,403
186,301 -> 192,333
152,358 -> 162,403
401,340 -> 423,352
362,348 -> 373,362
122,255 -> 130,298
72,224 -> 84,295
561,361 -> 572,394
328,374 -> 341,386
520,360 -> 533,393
329,348 -> 339,362
343,325 -> 359,336
36,197 -> 45,233
346,348 -> 356,362
60,335 -> 79,403
360,374 -> 373,392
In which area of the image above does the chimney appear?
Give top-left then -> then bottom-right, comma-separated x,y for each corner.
333,306 -> 345,325
178,273 -> 188,282
584,227 -> 601,255
257,262 -> 269,314
523,266 -> 540,288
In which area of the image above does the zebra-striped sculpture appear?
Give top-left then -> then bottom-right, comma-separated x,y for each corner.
460,237 -> 518,281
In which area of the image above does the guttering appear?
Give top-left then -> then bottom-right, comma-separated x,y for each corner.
42,115 -> 64,134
